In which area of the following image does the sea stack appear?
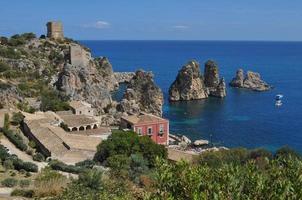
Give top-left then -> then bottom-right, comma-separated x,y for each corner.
229,69 -> 271,91
204,60 -> 227,98
118,70 -> 164,116
169,60 -> 226,101
168,60 -> 208,101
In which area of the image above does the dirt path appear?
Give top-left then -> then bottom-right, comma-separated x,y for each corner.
0,137 -> 47,171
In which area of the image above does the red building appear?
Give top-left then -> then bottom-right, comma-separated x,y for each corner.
120,112 -> 169,145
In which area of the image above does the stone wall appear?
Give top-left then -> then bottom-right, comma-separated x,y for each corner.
69,44 -> 91,67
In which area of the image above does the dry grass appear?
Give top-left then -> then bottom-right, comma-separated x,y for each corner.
33,168 -> 69,198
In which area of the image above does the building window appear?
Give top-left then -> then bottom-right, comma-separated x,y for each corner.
137,128 -> 142,135
148,127 -> 153,135
158,124 -> 164,137
79,111 -> 82,114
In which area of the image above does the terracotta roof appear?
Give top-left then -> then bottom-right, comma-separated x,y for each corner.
121,113 -> 168,125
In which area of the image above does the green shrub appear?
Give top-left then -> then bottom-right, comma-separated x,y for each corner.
94,131 -> 167,168
19,179 -> 31,188
1,178 -> 18,187
0,36 -> 8,45
0,145 -> 10,161
2,129 -> 28,151
75,159 -> 96,169
11,112 -> 24,126
0,46 -> 22,59
28,140 -> 36,149
21,33 -> 36,40
3,159 -> 14,170
40,89 -> 70,112
11,189 -> 34,198
275,146 -> 301,159
33,153 -> 45,162
3,113 -> 10,130
49,160 -> 84,174
12,158 -> 38,172
0,61 -> 10,72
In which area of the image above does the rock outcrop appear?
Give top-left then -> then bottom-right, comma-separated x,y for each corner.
169,60 -> 226,101
204,60 -> 227,98
0,82 -> 23,108
169,61 -> 208,101
55,57 -> 118,113
114,72 -> 135,83
117,70 -> 164,116
230,69 -> 271,91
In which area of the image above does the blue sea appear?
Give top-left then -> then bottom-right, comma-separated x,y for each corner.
81,40 -> 302,152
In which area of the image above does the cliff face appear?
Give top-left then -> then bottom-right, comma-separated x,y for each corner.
230,69 -> 271,91
118,70 -> 164,116
169,60 -> 226,101
55,57 -> 118,113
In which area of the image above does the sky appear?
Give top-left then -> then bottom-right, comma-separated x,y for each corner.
0,0 -> 302,41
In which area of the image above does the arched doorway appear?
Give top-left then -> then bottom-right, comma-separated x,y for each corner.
93,124 -> 98,129
86,125 -> 92,130
79,126 -> 85,131
72,127 -> 78,132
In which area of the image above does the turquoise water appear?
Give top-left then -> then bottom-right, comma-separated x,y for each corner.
81,40 -> 302,152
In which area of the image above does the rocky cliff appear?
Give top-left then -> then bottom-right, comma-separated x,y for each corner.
55,57 -> 118,113
229,69 -> 271,91
117,70 -> 164,116
169,60 -> 226,101
0,33 -> 120,113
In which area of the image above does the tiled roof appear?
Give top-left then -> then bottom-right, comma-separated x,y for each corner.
121,112 -> 168,125
59,114 -> 97,127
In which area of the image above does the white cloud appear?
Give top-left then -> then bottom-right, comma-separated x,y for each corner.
82,20 -> 110,29
172,25 -> 189,29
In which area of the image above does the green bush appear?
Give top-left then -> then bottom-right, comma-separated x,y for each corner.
11,112 -> 24,126
40,89 -> 70,112
3,128 -> 28,151
0,144 -> 10,160
12,158 -> 38,172
0,61 -> 10,72
19,179 -> 31,188
75,159 -> 96,169
3,113 -> 10,130
1,178 -> 18,187
94,131 -> 167,168
0,36 -> 8,45
3,159 -> 14,170
33,153 -> 45,162
49,160 -> 85,174
0,46 -> 22,59
11,189 -> 34,198
28,140 -> 36,149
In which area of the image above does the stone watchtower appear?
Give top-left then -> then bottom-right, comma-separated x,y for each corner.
46,21 -> 64,39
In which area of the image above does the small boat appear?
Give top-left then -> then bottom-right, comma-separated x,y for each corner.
275,94 -> 283,101
275,94 -> 283,106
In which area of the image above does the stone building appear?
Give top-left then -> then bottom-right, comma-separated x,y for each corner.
69,101 -> 95,116
69,44 -> 91,67
46,21 -> 64,39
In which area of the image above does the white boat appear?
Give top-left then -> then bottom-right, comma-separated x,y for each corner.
275,94 -> 283,106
